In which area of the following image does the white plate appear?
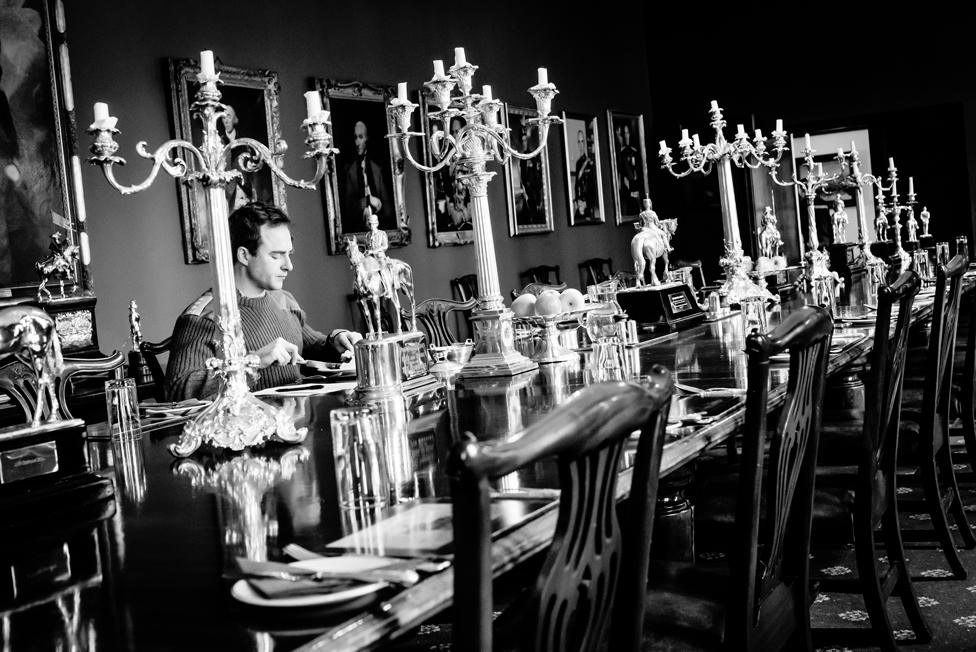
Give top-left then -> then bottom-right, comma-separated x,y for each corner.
303,359 -> 356,376
230,556 -> 390,608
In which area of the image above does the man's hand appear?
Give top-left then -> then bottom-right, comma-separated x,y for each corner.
253,337 -> 305,368
333,330 -> 363,360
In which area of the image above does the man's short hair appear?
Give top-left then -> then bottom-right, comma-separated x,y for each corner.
229,202 -> 291,255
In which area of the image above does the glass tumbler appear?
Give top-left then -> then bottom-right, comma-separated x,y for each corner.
331,406 -> 389,509
104,377 -> 141,440
739,297 -> 768,335
936,241 -> 951,267
956,235 -> 969,261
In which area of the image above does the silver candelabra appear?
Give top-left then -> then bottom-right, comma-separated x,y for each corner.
387,47 -> 561,378
88,49 -> 337,457
658,100 -> 787,304
838,141 -> 890,284
878,160 -> 913,273
770,134 -> 844,292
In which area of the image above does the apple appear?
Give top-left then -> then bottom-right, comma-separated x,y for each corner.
511,293 -> 537,317
534,290 -> 562,317
559,287 -> 585,312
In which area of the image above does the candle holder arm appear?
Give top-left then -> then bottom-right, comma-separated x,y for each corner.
396,134 -> 455,174
90,139 -> 200,196
224,137 -> 330,190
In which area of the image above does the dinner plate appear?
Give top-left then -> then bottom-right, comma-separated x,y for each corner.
230,556 -> 391,608
302,359 -> 356,377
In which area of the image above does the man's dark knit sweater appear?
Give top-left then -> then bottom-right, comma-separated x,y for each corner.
164,290 -> 343,401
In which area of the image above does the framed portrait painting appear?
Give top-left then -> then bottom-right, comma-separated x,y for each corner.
560,111 -> 605,226
606,111 -> 649,225
0,0 -> 89,295
316,78 -> 409,255
419,90 -> 474,247
170,58 -> 286,264
503,104 -> 554,237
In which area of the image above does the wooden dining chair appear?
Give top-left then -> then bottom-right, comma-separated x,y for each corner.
577,257 -> 613,288
0,350 -> 125,423
450,273 -> 479,302
409,297 -> 476,347
519,264 -> 561,287
811,270 -> 930,650
897,254 -> 976,578
644,306 -> 833,651
450,372 -> 673,651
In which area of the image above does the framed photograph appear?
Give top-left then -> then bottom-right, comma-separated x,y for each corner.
503,105 -> 554,236
561,111 -> 605,226
419,90 -> 474,247
169,58 -> 286,264
0,0 -> 89,295
317,78 -> 409,255
606,111 -> 649,225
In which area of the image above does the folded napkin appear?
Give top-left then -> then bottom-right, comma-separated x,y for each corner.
237,558 -> 369,601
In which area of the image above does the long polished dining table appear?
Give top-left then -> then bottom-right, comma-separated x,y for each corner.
1,290 -> 946,651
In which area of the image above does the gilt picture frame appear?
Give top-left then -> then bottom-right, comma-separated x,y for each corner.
504,104 -> 554,237
169,57 -> 287,264
316,78 -> 409,255
0,0 -> 89,296
560,111 -> 605,226
606,110 -> 649,225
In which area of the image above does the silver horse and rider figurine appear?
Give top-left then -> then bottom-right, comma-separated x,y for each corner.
345,210 -> 416,337
0,306 -> 64,426
630,198 -> 677,287
34,232 -> 80,302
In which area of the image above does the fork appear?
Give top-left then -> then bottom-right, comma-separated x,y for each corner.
282,543 -> 450,574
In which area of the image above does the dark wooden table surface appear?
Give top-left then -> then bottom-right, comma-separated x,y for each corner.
0,290 -> 944,651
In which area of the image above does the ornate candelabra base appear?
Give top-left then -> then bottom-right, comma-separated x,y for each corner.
168,364 -> 308,458
719,241 -> 777,305
459,307 -> 539,379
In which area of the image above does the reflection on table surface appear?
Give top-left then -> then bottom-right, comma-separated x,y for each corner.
2,291 -> 940,651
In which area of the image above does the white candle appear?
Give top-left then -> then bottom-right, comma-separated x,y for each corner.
659,140 -> 668,153
804,133 -> 812,151
93,102 -> 109,122
817,162 -> 824,177
320,110 -> 330,124
736,124 -> 746,137
710,100 -> 719,111
850,140 -> 858,154
889,157 -> 895,170
775,119 -> 783,133
200,50 -> 215,77
304,90 -> 322,121
537,67 -> 548,86
454,47 -> 466,67
754,128 -> 764,141
433,59 -> 445,78
482,85 -> 492,100
909,176 -> 915,194
837,147 -> 845,159
681,128 -> 689,142
397,82 -> 408,102
692,133 -> 701,148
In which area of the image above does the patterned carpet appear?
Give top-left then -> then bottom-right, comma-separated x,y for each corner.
805,468 -> 976,652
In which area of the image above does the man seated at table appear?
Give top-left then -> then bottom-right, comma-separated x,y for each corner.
165,202 -> 361,400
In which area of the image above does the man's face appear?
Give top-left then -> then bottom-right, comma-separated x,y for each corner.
354,121 -> 368,155
367,214 -> 379,231
577,131 -> 586,158
241,224 -> 293,291
622,124 -> 630,145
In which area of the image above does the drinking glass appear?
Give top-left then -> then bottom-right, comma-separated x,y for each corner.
331,406 -> 389,509
739,297 -> 768,335
104,377 -> 141,440
584,305 -> 619,344
936,241 -> 951,267
956,235 -> 969,261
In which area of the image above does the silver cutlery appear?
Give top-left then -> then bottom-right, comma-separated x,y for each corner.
282,543 -> 451,574
235,558 -> 420,587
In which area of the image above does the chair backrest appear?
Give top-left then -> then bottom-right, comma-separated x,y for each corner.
578,258 -> 613,288
918,254 -> 967,455
409,297 -> 476,347
451,274 -> 478,302
672,259 -> 707,290
0,351 -> 125,423
138,337 -> 171,401
510,282 -> 568,301
519,265 -> 561,287
730,305 -> 832,650
450,371 -> 673,652
863,271 -> 919,484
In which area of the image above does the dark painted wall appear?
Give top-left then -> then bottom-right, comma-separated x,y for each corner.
65,1 -> 650,351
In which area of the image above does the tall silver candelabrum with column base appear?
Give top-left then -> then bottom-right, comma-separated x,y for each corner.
387,48 -> 561,378
879,160 -> 912,273
659,100 -> 787,305
770,135 -> 844,306
838,141 -> 888,288
87,51 -> 337,457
